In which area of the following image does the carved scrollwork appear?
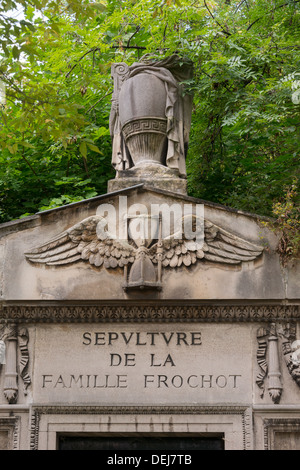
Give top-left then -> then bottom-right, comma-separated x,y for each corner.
110,62 -> 130,113
18,328 -> 31,395
256,327 -> 268,397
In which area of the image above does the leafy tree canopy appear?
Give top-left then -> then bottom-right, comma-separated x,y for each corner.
0,0 -> 299,225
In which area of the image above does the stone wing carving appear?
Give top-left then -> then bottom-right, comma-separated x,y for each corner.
25,216 -> 136,269
150,217 -> 264,267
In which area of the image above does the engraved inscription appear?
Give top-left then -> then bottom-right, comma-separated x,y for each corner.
37,327 -> 246,403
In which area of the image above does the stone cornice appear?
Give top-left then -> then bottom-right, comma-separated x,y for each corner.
0,303 -> 299,323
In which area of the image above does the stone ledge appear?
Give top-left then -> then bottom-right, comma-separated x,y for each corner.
108,167 -> 187,195
108,178 -> 187,195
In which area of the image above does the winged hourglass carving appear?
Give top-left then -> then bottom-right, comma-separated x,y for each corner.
25,214 -> 264,291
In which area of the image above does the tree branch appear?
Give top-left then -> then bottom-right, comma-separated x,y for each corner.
204,0 -> 231,36
247,0 -> 300,31
126,25 -> 140,48
65,48 -> 100,78
0,107 -> 9,129
82,155 -> 89,178
234,0 -> 249,14
1,74 -> 36,104
111,45 -> 146,50
162,23 -> 168,44
86,90 -> 113,114
66,42 -> 147,80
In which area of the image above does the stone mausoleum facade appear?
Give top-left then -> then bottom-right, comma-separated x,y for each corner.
0,57 -> 299,451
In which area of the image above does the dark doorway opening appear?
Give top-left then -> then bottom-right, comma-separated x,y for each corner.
58,434 -> 224,450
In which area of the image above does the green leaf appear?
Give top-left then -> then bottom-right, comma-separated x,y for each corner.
79,141 -> 87,158
12,46 -> 19,60
19,141 -> 35,149
87,143 -> 102,154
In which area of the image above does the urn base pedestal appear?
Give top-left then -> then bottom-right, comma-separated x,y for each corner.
108,164 -> 187,195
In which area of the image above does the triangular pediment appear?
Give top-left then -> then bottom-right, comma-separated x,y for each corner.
0,183 -> 298,302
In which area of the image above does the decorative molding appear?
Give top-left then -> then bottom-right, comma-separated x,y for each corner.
122,117 -> 167,139
13,416 -> 19,450
30,409 -> 40,451
243,407 -> 253,450
29,405 -> 251,451
1,304 -> 299,324
264,418 -> 300,450
31,404 -> 249,415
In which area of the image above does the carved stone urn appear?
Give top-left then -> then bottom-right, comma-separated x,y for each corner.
108,56 -> 194,195
119,73 -> 168,168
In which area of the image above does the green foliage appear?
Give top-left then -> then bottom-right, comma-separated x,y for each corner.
263,181 -> 300,265
0,0 -> 299,230
0,0 -> 114,222
184,0 -> 300,217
